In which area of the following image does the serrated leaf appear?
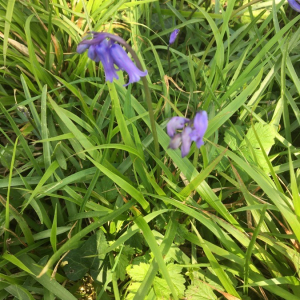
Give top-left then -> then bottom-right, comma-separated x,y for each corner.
167,264 -> 186,297
126,282 -> 142,300
185,279 -> 217,300
153,277 -> 170,299
131,252 -> 152,266
242,148 -> 270,172
121,245 -> 136,256
127,263 -> 150,281
240,123 -> 275,151
233,123 -> 276,172
115,253 -> 129,281
125,232 -> 145,250
198,269 -> 224,291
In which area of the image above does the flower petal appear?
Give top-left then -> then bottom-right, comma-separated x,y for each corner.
88,44 -> 100,62
169,29 -> 180,45
167,116 -> 190,137
189,111 -> 208,148
169,134 -> 182,149
193,111 -> 208,136
181,126 -> 192,157
77,43 -> 90,54
110,44 -> 147,86
195,136 -> 204,148
288,0 -> 300,12
95,40 -> 119,82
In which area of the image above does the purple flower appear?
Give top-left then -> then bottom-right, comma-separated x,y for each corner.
190,111 -> 208,148
77,43 -> 90,54
169,134 -> 182,150
288,0 -> 300,12
166,111 -> 208,157
94,40 -> 119,82
109,44 -> 147,86
167,116 -> 189,137
181,126 -> 192,157
77,32 -> 147,86
169,29 -> 180,45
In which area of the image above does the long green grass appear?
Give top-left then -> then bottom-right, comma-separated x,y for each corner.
1,0 -> 300,299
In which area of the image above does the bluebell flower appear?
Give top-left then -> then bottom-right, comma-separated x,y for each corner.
190,111 -> 208,148
167,111 -> 208,157
181,126 -> 192,157
288,0 -> 300,12
77,32 -> 147,85
109,43 -> 147,86
167,116 -> 189,137
169,134 -> 182,150
169,29 -> 180,45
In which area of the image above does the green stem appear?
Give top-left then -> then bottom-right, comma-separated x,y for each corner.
120,42 -> 160,160
167,45 -> 171,76
83,33 -> 160,159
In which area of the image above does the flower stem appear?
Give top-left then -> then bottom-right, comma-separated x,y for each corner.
87,33 -> 161,160
167,45 -> 171,76
120,41 -> 160,160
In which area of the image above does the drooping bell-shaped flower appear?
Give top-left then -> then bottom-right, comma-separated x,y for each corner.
109,43 -> 147,86
169,29 -> 180,45
77,43 -> 90,54
190,111 -> 208,148
288,0 -> 300,12
181,126 -> 192,157
76,32 -> 147,86
95,40 -> 119,82
166,110 -> 208,158
167,116 -> 190,137
87,44 -> 100,61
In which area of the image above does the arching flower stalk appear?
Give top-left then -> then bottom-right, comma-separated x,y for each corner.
77,32 -> 160,160
77,32 -> 147,86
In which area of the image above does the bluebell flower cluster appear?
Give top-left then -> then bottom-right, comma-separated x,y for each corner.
169,29 -> 180,45
288,0 -> 300,12
77,32 -> 147,86
167,111 -> 208,157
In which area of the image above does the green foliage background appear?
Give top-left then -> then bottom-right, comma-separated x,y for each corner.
1,0 -> 300,299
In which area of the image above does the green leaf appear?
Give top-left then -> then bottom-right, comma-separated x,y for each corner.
2,253 -> 35,276
5,284 -> 35,300
114,252 -> 129,281
153,277 -> 170,299
126,282 -> 143,300
167,264 -> 185,297
50,204 -> 58,253
18,254 -> 77,300
3,0 -> 16,65
127,263 -> 150,282
97,177 -> 118,201
185,279 -> 217,300
62,230 -> 108,281
240,123 -> 275,151
224,125 -> 245,151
